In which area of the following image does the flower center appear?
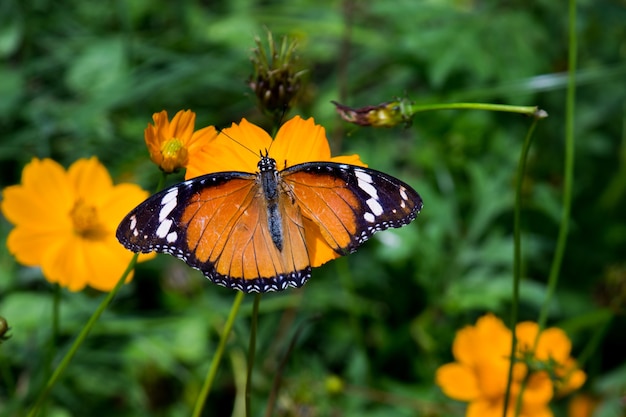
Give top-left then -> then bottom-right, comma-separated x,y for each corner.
161,137 -> 188,160
71,199 -> 105,239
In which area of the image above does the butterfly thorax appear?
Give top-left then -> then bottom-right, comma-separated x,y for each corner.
258,155 -> 284,251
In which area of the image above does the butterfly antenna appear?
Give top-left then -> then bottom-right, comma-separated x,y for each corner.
217,127 -> 260,158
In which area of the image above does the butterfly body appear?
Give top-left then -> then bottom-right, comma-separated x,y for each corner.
117,155 -> 422,293
258,155 -> 288,251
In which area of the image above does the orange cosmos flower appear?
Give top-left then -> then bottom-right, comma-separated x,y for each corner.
516,321 -> 587,396
185,115 -> 366,268
568,394 -> 598,417
1,157 -> 154,292
144,109 -> 218,173
436,314 -> 586,417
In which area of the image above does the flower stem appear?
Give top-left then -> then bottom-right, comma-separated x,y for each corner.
245,293 -> 262,417
26,254 -> 139,417
502,118 -> 539,417
506,2 -> 578,416
536,0 -> 578,334
41,284 -> 61,415
408,102 -> 547,118
192,291 -> 245,417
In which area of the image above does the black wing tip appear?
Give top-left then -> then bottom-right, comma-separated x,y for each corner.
343,195 -> 423,254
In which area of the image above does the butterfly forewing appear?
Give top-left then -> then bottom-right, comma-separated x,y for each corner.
282,162 -> 423,255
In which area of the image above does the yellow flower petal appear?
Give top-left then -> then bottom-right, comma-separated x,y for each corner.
271,116 -> 331,164
520,371 -> 554,407
82,238 -> 137,292
453,314 -> 512,366
568,394 -> 598,417
68,157 -> 114,206
169,109 -> 196,141
516,322 -> 573,364
41,233 -> 88,291
6,227 -> 65,267
331,154 -> 367,167
185,118 -> 271,179
467,399 -> 508,417
186,125 -> 219,156
1,159 -> 74,228
536,327 -> 572,363
556,358 -> 586,395
435,362 -> 481,401
3,157 -> 153,292
304,221 -> 342,267
2,186 -> 71,232
99,183 -> 151,232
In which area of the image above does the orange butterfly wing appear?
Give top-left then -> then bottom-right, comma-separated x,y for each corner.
117,158 -> 422,293
281,162 -> 422,263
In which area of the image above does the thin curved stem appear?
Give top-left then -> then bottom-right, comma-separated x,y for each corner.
502,119 -> 539,417
192,291 -> 245,417
27,254 -> 139,417
506,2 -> 578,416
536,0 -> 578,333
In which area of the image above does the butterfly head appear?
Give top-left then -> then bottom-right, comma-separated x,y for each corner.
257,151 -> 278,173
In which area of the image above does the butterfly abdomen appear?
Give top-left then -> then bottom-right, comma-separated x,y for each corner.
259,156 -> 285,251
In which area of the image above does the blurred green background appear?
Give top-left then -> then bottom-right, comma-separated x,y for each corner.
1,0 -> 625,416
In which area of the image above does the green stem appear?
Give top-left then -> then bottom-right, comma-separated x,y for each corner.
536,0 -> 578,334
26,254 -> 139,417
575,313 -> 612,369
41,284 -> 61,415
409,102 -> 547,118
245,294 -> 262,417
192,291 -> 245,417
507,2 -> 578,416
502,119 -> 539,417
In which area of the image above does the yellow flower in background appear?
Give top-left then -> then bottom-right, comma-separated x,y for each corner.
516,322 -> 586,396
144,109 -> 218,173
435,314 -> 586,417
185,116 -> 365,268
1,157 -> 154,292
568,394 -> 598,417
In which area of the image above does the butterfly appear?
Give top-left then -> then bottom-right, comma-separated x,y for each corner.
116,153 -> 422,293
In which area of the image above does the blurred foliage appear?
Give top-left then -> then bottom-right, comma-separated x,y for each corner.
1,0 -> 625,416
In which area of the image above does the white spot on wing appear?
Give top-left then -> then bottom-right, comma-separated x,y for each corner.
364,212 -> 376,223
355,169 -> 378,199
366,198 -> 383,216
358,179 -> 378,199
399,187 -> 408,201
354,169 -> 372,183
166,231 -> 178,243
129,215 -> 137,231
156,218 -> 173,238
159,188 -> 178,222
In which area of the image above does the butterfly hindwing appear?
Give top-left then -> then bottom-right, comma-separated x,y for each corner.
282,162 -> 423,255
